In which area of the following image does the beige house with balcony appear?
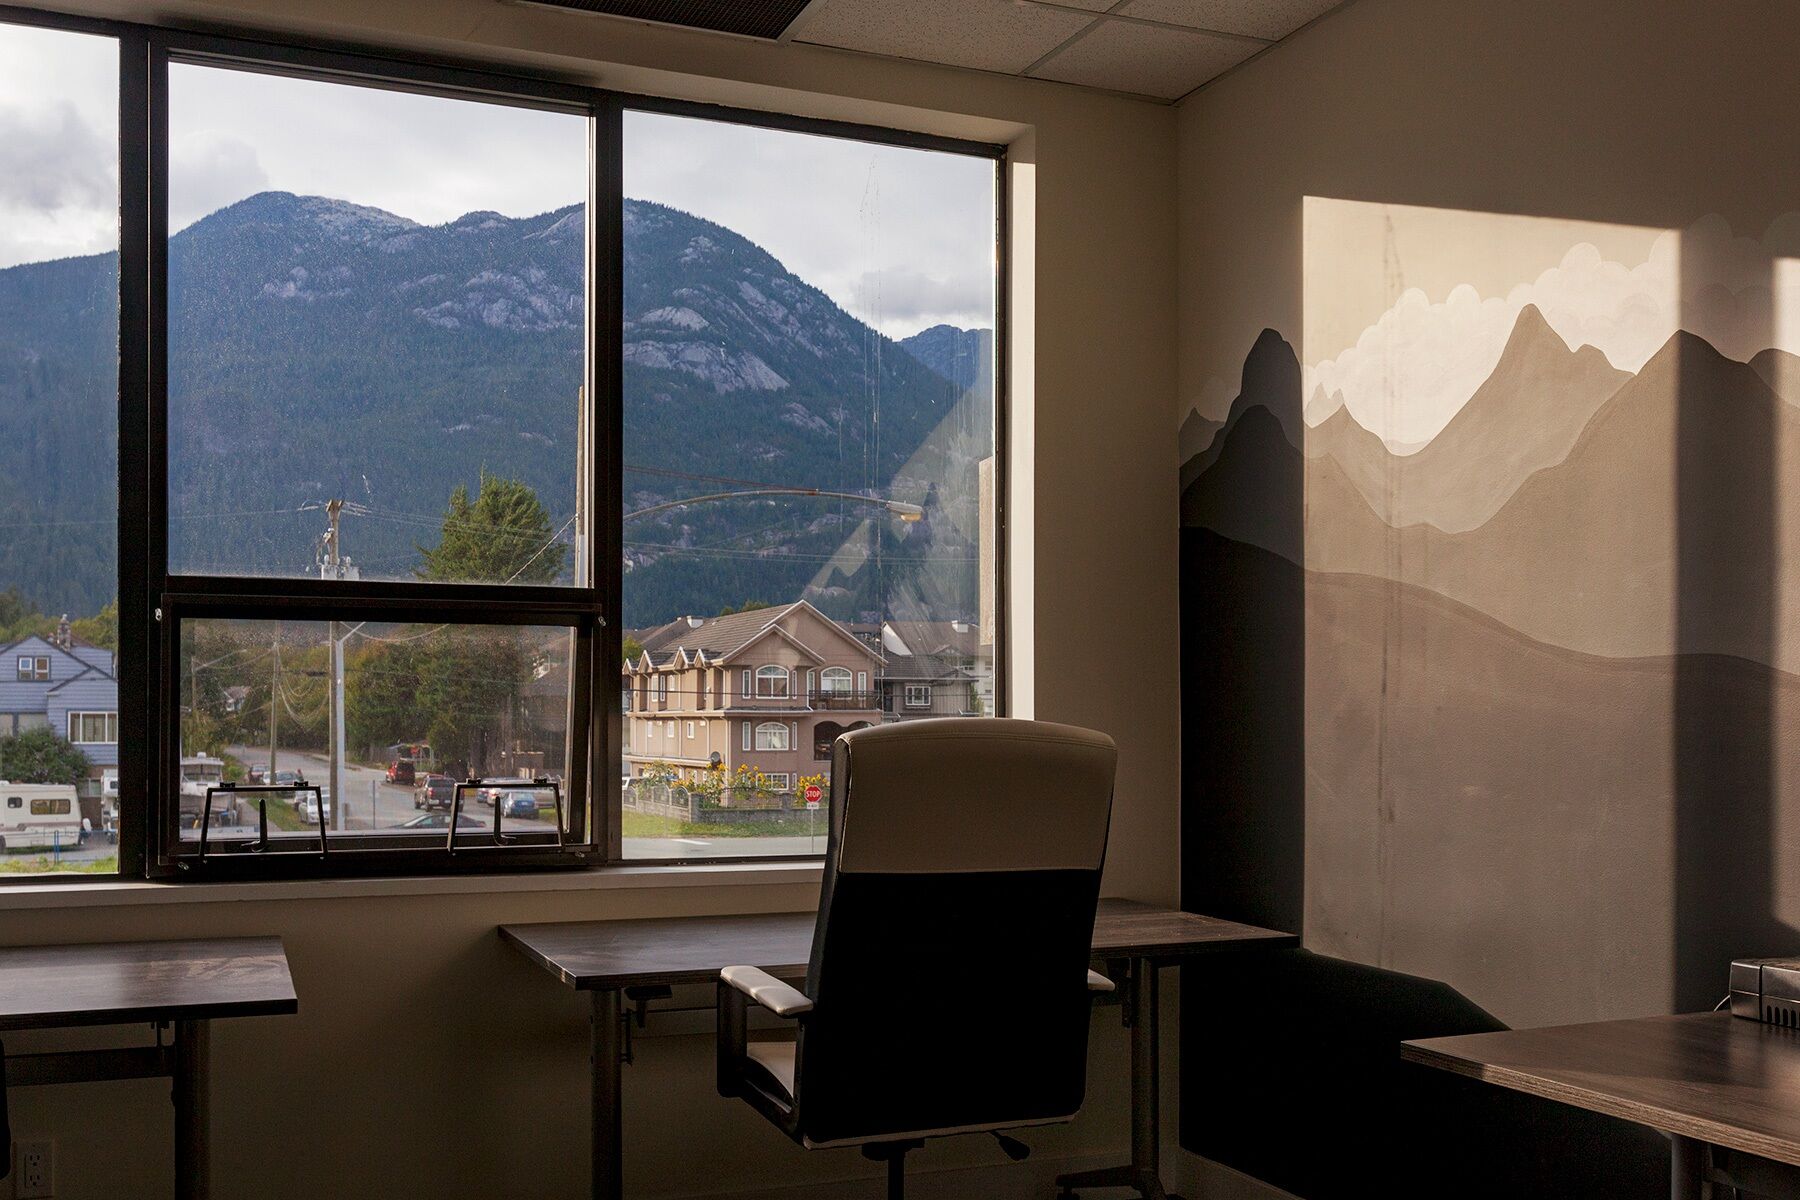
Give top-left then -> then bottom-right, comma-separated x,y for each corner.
623,600 -> 884,792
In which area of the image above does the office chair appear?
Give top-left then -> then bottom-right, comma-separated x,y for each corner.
716,717 -> 1119,1199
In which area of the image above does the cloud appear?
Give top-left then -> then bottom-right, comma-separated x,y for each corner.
169,132 -> 270,231
0,101 -> 117,268
0,101 -> 112,211
848,266 -> 993,335
1304,213 -> 1800,449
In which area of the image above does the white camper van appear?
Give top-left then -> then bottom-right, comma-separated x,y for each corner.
0,783 -> 83,851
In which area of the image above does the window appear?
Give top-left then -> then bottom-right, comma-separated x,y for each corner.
685,721 -> 695,739
904,684 -> 933,709
763,773 -> 790,792
618,108 -> 1001,861
149,44 -> 597,877
754,722 -> 791,751
0,14 -> 1004,880
6,797 -> 18,809
0,18 -> 118,877
30,797 -> 72,816
755,665 -> 790,698
68,712 -> 118,744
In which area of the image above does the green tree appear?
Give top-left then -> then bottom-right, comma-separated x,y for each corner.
717,600 -> 772,616
0,727 -> 90,785
72,600 -> 118,652
622,635 -> 644,668
418,472 -> 565,584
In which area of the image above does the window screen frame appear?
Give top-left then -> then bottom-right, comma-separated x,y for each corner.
0,4 -> 1009,884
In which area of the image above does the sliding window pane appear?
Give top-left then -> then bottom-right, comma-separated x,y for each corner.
0,22 -> 119,877
166,66 -> 589,586
619,111 -> 998,860
176,617 -> 574,846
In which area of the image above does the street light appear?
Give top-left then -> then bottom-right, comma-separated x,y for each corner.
624,488 -> 924,522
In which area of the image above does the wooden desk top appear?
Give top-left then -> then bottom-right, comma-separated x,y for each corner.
1404,1012 -> 1800,1166
0,937 -> 297,1031
501,899 -> 1296,990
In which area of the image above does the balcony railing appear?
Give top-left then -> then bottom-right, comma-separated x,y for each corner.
809,689 -> 880,710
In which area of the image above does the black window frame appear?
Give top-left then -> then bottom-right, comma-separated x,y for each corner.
0,3 -> 1009,884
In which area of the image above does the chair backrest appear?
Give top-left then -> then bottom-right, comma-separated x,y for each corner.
794,717 -> 1117,1146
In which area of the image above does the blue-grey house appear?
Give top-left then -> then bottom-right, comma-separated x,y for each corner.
0,621 -> 119,801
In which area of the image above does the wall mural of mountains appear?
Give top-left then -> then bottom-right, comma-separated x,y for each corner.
0,192 -> 991,627
1182,203 -> 1800,1028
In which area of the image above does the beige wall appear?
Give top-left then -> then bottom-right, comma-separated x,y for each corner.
1176,0 -> 1800,1024
5,2 -> 1180,1196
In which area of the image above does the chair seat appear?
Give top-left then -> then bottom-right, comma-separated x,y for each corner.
746,1038 -> 798,1102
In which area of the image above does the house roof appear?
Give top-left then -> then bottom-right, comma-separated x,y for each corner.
627,601 -> 883,672
884,620 -> 980,659
0,634 -> 114,680
879,653 -> 971,683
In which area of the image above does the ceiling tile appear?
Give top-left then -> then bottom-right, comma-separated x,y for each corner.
1029,18 -> 1257,99
1120,0 -> 1341,41
795,0 -> 1097,75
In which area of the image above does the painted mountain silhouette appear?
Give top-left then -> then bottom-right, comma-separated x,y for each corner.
1187,323 -> 1800,671
1308,305 -> 1631,533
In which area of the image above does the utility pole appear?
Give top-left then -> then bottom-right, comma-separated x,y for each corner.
324,499 -> 348,833
267,640 -> 279,783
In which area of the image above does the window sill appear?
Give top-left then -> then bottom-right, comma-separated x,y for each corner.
0,860 -> 824,911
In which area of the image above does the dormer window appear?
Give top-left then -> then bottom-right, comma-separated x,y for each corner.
16,655 -> 47,682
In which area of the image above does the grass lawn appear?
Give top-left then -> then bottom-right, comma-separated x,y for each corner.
0,853 -> 117,874
622,811 -> 827,838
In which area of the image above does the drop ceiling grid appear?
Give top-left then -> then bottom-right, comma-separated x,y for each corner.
788,0 -> 1351,103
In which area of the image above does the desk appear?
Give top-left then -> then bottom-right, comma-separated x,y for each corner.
1404,1011 -> 1800,1199
503,900 -> 1295,1200
0,937 -> 297,1200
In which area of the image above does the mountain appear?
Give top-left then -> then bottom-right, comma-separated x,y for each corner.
0,192 -> 994,626
899,325 -> 991,395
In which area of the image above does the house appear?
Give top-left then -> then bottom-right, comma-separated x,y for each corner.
0,617 -> 118,809
880,618 -> 994,715
623,601 -> 883,793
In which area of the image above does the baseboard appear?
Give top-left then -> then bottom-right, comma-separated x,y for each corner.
663,1151 -> 1125,1200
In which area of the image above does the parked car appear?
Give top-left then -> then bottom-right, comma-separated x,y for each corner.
293,790 -> 333,824
396,811 -> 482,831
385,759 -> 416,786
245,765 -> 267,785
414,774 -> 457,811
272,770 -> 304,788
499,792 -> 539,820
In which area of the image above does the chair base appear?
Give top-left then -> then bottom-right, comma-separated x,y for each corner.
862,1139 -> 924,1200
1054,1163 -> 1176,1200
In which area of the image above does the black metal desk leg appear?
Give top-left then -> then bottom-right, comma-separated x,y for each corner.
172,1019 -> 210,1200
1056,956 -> 1169,1200
1670,1135 -> 1705,1200
592,989 -> 624,1200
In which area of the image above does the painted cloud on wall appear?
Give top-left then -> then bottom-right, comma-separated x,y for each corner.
1297,212 -> 1800,449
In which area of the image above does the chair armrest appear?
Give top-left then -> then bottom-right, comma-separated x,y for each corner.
1088,969 -> 1116,994
721,965 -> 814,1017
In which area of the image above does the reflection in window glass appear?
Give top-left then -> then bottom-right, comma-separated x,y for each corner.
166,65 -> 589,586
0,23 -> 119,876
176,618 -> 574,845
620,111 -> 998,859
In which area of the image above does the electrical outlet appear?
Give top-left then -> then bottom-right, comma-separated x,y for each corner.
14,1139 -> 53,1198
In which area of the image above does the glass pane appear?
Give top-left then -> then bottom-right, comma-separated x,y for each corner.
619,112 -> 998,860
175,617 -> 574,848
166,65 -> 589,586
0,22 -> 120,878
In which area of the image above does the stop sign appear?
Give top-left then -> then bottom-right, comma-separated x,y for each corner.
803,784 -> 823,807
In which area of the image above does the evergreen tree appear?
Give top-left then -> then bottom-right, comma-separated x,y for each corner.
417,472 -> 565,585
0,727 -> 91,785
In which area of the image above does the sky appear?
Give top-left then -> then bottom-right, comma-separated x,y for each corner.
0,23 -> 997,338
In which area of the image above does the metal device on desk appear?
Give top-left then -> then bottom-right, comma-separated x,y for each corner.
1729,957 -> 1800,1025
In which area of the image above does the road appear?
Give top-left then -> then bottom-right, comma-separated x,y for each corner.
225,745 -> 559,836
